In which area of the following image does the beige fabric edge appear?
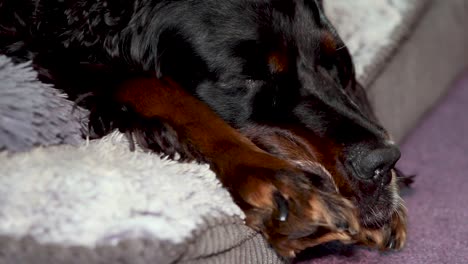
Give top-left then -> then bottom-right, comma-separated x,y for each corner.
0,215 -> 287,264
367,0 -> 468,142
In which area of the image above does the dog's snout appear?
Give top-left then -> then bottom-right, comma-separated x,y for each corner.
355,146 -> 401,184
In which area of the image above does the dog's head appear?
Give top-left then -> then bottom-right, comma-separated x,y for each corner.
124,0 -> 402,227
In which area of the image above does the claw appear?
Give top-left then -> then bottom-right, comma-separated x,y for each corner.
348,227 -> 358,236
335,221 -> 359,237
274,192 -> 289,222
336,222 -> 349,232
125,131 -> 136,152
386,236 -> 396,250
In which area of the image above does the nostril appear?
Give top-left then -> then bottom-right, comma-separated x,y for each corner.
356,146 -> 401,182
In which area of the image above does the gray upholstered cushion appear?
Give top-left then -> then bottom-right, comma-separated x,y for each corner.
366,0 -> 468,142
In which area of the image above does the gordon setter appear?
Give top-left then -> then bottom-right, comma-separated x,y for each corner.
0,0 -> 408,257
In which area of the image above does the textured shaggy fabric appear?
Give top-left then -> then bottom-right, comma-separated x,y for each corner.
296,72 -> 468,264
0,57 -> 86,152
324,0 -> 429,87
0,133 -> 243,246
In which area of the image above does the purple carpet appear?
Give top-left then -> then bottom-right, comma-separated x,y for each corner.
296,73 -> 468,264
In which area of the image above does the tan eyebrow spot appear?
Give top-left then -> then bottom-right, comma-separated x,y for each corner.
268,51 -> 288,73
321,31 -> 337,54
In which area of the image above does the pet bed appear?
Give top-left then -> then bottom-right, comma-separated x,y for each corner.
3,0 -> 467,263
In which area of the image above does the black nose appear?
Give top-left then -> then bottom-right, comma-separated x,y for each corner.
355,146 -> 401,183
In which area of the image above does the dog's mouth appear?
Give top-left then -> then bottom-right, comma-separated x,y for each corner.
359,201 -> 397,228
343,167 -> 401,227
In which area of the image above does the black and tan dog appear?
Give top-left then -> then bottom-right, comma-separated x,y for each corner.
0,0 -> 409,257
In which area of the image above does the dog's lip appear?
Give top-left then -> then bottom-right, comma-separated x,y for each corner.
358,183 -> 397,227
360,208 -> 392,227
341,160 -> 397,225
361,194 -> 396,224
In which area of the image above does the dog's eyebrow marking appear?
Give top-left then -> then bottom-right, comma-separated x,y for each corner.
268,51 -> 288,73
320,31 -> 337,54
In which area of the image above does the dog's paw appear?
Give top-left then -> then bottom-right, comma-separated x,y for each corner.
357,204 -> 407,251
385,204 -> 408,250
218,152 -> 359,257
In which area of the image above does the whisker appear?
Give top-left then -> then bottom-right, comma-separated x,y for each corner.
71,92 -> 94,115
368,207 -> 380,226
336,44 -> 347,51
393,206 -> 402,219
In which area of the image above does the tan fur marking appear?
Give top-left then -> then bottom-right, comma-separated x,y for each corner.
320,31 -> 337,53
268,52 -> 288,73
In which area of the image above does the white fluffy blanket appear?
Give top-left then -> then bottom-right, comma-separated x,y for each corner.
0,133 -> 243,247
